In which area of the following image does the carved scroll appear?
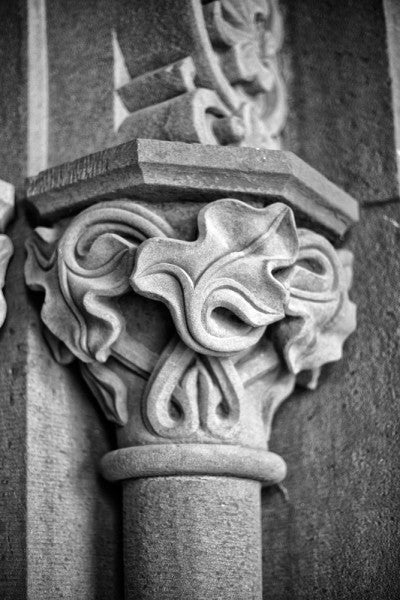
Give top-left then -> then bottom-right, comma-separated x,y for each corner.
26,198 -> 355,452
115,0 -> 286,149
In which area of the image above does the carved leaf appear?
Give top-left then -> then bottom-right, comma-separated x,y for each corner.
25,201 -> 174,425
132,199 -> 298,356
0,235 -> 13,327
25,201 -> 173,364
80,361 -> 128,426
274,229 -> 356,385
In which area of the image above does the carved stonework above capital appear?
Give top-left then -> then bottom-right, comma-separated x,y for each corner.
114,0 -> 286,149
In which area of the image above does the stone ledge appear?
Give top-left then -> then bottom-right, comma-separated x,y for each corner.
26,139 -> 359,241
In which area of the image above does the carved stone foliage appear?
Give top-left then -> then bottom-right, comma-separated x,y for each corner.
25,198 -> 355,453
116,0 -> 286,149
0,180 -> 14,328
132,200 -> 297,355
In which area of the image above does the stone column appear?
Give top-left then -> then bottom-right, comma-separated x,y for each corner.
24,139 -> 357,599
102,444 -> 285,599
123,477 -> 263,599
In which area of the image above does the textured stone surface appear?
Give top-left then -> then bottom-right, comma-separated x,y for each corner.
282,0 -> 398,205
26,327 -> 123,599
0,0 -> 25,187
254,3 -> 400,595
0,218 -> 28,600
46,0 -> 116,167
0,4 -> 27,598
124,476 -> 262,600
262,202 -> 400,599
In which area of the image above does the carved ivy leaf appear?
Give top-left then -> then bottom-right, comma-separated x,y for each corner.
274,229 -> 356,386
25,201 -> 173,365
132,199 -> 298,356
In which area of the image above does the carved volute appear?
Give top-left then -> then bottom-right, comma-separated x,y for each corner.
24,139 -> 358,599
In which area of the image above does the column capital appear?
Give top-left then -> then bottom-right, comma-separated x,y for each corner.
25,141 -> 357,485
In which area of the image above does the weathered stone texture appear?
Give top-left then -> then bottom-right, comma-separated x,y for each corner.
283,0 -> 398,204
0,217 -> 28,600
263,203 -> 400,599
124,476 -> 262,600
0,0 -> 25,187
47,0 -> 116,166
0,3 -> 27,598
26,327 -> 123,599
259,2 -> 400,597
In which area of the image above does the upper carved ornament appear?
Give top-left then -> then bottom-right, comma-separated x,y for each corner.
25,198 -> 356,446
115,0 -> 286,149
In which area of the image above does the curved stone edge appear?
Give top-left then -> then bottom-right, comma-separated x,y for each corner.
101,443 -> 287,485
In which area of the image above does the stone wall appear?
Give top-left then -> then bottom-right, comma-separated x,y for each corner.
263,1 -> 400,598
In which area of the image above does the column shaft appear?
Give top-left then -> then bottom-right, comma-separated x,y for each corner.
123,476 -> 263,600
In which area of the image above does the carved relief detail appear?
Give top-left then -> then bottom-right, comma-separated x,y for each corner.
202,0 -> 286,148
115,0 -> 286,149
25,199 -> 355,445
132,200 -> 298,356
25,201 -> 173,425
